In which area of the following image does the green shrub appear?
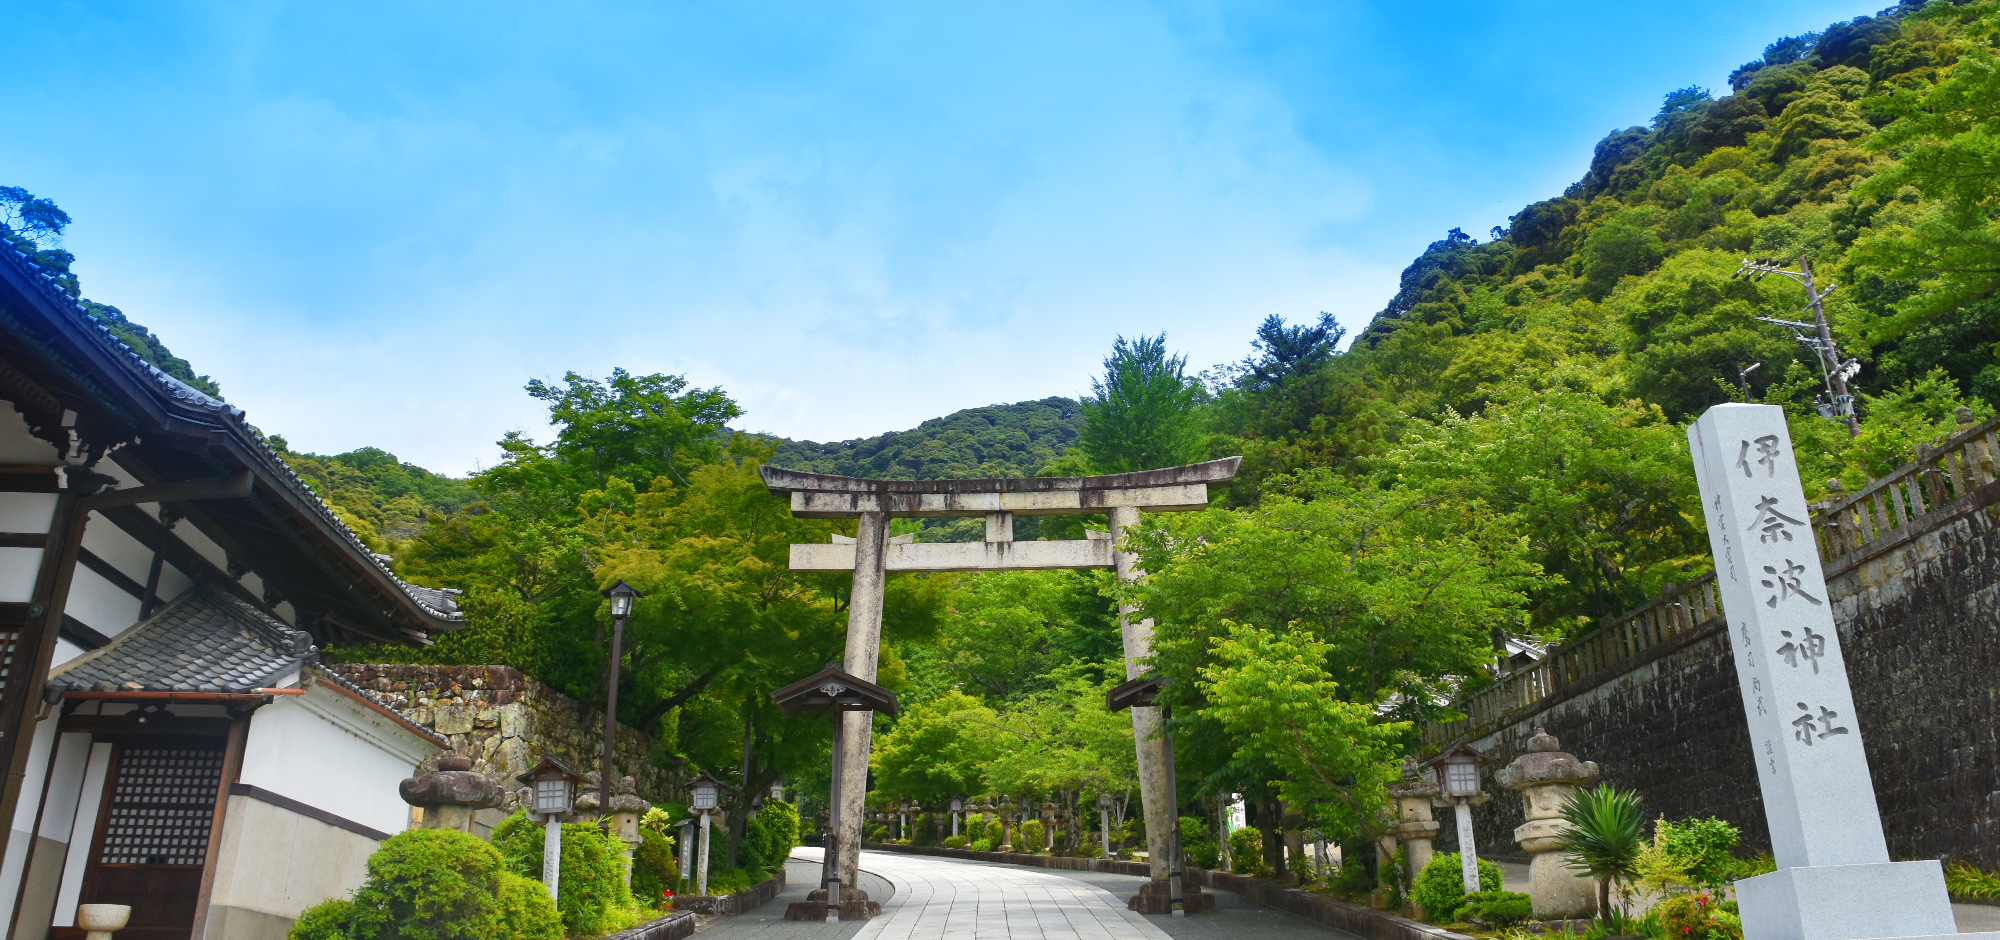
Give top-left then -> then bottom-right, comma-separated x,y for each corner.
1228,827 -> 1262,874
288,899 -> 357,940
944,835 -> 968,849
1656,892 -> 1732,940
1659,818 -> 1741,889
971,837 -> 994,852
495,873 -> 563,940
491,812 -> 638,937
1410,852 -> 1502,923
1948,860 -> 2000,898
1184,840 -> 1220,870
740,815 -> 775,874
1020,820 -> 1046,851
631,828 -> 679,909
1460,890 -> 1533,927
350,828 -> 508,940
762,800 -> 801,860
287,829 -> 561,940
706,867 -> 756,895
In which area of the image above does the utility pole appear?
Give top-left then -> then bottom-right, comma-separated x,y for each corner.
1732,257 -> 1861,438
1737,362 -> 1762,403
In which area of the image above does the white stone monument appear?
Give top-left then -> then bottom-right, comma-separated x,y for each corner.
1689,405 -> 1984,940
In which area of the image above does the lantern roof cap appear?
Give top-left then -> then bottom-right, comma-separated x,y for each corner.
771,665 -> 900,716
1424,740 -> 1495,769
1105,675 -> 1164,712
517,757 -> 586,786
600,579 -> 644,599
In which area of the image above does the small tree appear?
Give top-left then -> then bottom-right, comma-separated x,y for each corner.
1558,784 -> 1645,922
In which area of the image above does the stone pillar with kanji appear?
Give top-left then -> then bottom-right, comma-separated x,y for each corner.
1689,404 -> 1993,940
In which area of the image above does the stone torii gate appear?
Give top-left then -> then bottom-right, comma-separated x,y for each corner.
761,457 -> 1239,902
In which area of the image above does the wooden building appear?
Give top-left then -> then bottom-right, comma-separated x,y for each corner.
0,243 -> 462,938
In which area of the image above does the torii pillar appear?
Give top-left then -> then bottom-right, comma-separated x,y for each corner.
762,458 -> 1239,899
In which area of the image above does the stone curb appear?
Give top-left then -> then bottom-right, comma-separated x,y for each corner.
602,911 -> 698,940
671,865 -> 787,916
858,842 -> 1475,940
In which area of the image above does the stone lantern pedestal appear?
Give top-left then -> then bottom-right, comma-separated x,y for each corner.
400,754 -> 503,834
606,776 -> 652,888
1387,757 -> 1441,883
1493,729 -> 1599,919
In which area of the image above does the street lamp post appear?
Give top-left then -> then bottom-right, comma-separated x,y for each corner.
690,771 -> 722,896
1430,743 -> 1494,894
599,580 -> 643,813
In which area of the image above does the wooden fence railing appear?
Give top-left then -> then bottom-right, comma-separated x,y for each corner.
1421,413 -> 2000,748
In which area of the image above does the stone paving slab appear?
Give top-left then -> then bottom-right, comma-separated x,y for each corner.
703,849 -> 1360,940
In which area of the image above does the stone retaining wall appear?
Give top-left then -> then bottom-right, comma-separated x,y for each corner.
1431,491 -> 2000,869
329,664 -> 681,807
671,867 -> 787,916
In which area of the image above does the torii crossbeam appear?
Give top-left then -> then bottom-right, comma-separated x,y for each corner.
761,458 -> 1239,909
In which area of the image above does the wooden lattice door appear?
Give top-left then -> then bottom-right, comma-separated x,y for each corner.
79,736 -> 227,940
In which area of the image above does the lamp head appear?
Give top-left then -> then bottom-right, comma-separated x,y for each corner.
690,772 -> 722,811
601,579 -> 642,619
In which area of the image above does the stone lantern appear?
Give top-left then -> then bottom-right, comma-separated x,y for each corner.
1494,729 -> 1600,919
1386,756 -> 1441,882
605,775 -> 652,888
400,754 -> 503,834
1040,801 -> 1058,851
998,798 -> 1017,851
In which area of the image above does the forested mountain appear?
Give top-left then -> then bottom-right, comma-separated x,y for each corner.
762,397 -> 1083,479
271,443 -> 477,548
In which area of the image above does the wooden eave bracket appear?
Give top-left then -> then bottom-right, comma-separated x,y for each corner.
78,470 -> 252,512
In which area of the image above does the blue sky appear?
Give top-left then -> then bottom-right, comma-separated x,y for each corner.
3,1 -> 1881,474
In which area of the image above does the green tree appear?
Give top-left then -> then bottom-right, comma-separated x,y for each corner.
1078,334 -> 1208,473
525,369 -> 742,488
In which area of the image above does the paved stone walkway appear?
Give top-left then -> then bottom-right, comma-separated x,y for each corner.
697,849 -> 1354,940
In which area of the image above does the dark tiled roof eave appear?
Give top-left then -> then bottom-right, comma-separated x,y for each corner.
47,585 -> 316,697
0,245 -> 463,627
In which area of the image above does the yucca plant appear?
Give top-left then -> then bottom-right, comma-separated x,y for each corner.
1557,783 -> 1645,924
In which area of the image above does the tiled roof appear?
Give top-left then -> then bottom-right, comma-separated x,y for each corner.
0,244 -> 463,625
48,585 -> 316,695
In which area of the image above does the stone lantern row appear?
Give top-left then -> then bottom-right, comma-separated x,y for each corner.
1388,729 -> 1600,920
869,796 -> 1066,850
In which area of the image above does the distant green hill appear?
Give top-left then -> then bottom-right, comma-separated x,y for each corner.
272,443 -> 476,549
763,397 -> 1083,480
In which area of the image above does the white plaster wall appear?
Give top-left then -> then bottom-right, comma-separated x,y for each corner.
0,547 -> 41,603
52,742 -> 110,927
48,638 -> 84,671
63,565 -> 140,639
0,493 -> 56,534
0,406 -> 59,464
205,796 -> 378,938
78,518 -> 152,586
0,714 -> 59,920
238,690 -> 428,837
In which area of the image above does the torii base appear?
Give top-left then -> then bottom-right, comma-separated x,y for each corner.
1127,879 -> 1216,914
783,889 -> 880,921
